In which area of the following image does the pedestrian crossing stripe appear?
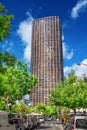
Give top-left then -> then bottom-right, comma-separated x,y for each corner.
43,124 -> 58,127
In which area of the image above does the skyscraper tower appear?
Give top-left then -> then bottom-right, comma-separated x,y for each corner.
31,16 -> 63,106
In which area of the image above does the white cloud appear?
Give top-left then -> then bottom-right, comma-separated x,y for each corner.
62,35 -> 73,60
62,35 -> 64,41
1,40 -> 14,52
64,66 -> 72,76
75,59 -> 87,76
64,59 -> 87,77
17,12 -> 34,64
71,0 -> 87,19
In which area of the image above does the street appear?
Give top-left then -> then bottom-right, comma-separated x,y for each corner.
34,120 -> 64,130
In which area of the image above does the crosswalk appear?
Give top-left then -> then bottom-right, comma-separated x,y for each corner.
33,123 -> 63,130
41,123 -> 61,127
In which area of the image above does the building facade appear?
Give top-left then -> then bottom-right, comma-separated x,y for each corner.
78,74 -> 87,82
31,16 -> 63,105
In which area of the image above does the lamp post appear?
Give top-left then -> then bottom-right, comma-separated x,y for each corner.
77,62 -> 87,66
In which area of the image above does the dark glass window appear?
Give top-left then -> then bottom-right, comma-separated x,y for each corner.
76,119 -> 87,129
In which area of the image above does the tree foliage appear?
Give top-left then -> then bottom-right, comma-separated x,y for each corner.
0,100 -> 7,110
0,51 -> 16,73
11,102 -> 30,114
0,53 -> 38,110
0,3 -> 13,41
50,70 -> 87,113
0,3 -> 39,111
0,60 -> 38,106
33,104 -> 57,117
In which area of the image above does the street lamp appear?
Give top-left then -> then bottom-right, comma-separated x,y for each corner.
77,62 -> 87,66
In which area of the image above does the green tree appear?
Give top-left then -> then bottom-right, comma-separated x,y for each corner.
45,105 -> 57,116
0,51 -> 16,73
0,61 -> 38,107
0,100 -> 7,110
33,104 -> 57,117
0,3 -> 38,111
50,70 -> 87,114
11,102 -> 30,114
0,3 -> 13,41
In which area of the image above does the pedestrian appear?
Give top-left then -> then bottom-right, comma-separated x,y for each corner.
63,117 -> 66,125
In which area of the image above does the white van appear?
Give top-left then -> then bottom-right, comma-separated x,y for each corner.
65,115 -> 87,130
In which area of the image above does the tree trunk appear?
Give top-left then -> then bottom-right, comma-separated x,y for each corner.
73,108 -> 76,115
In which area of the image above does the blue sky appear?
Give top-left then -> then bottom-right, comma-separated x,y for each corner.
0,0 -> 87,77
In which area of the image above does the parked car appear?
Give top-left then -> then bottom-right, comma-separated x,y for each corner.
65,115 -> 87,130
46,116 -> 52,121
37,117 -> 45,124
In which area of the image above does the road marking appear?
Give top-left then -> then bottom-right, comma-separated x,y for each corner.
43,124 -> 59,127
